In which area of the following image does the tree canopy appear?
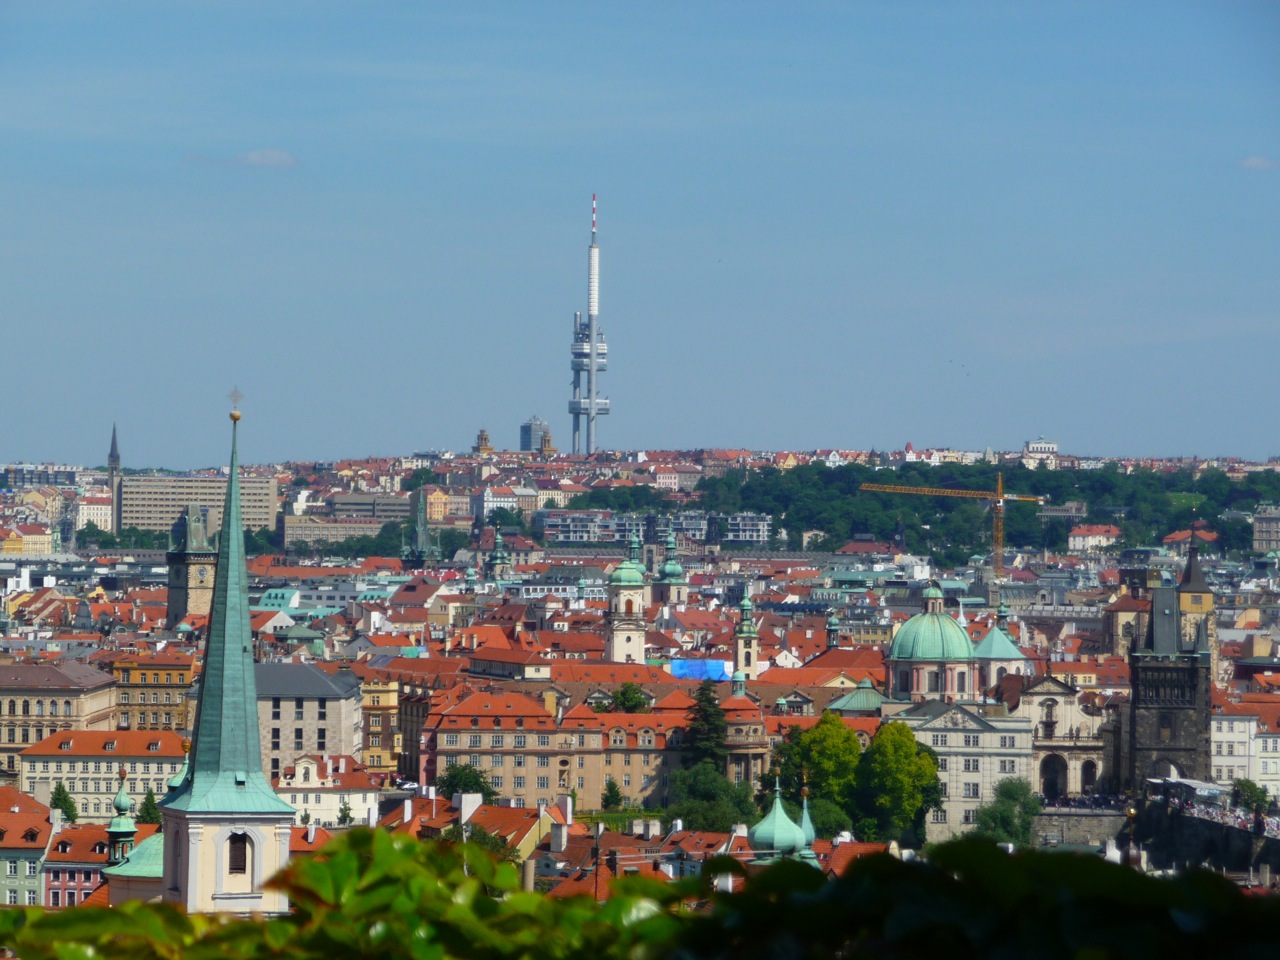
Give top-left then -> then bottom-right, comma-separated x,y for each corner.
853,722 -> 940,843
49,782 -> 77,824
768,712 -> 862,819
666,761 -> 759,833
686,681 -> 728,767
434,765 -> 499,805
135,789 -> 161,825
972,778 -> 1042,846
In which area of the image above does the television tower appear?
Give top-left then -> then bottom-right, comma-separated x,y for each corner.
569,194 -> 609,454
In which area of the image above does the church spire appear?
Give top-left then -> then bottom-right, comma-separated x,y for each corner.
108,423 -> 120,469
162,409 -> 291,816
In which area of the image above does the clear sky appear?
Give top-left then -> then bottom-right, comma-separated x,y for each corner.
2,2 -> 1278,468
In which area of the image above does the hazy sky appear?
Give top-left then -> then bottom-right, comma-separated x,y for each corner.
3,2 -> 1278,468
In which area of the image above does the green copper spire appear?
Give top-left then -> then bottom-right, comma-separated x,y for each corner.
162,411 -> 293,816
106,767 -> 137,866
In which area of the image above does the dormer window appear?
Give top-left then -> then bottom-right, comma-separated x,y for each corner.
104,742 -> 116,752
22,829 -> 37,843
57,841 -> 70,854
148,742 -> 160,752
59,742 -> 71,751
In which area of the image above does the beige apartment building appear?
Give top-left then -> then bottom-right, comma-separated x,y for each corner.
0,663 -> 117,778
117,474 -> 278,533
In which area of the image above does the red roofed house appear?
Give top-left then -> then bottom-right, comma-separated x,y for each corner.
1067,525 -> 1122,553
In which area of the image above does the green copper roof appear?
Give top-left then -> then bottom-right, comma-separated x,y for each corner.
609,535 -> 646,587
736,597 -> 758,639
103,833 -> 164,880
799,795 -> 815,848
827,678 -> 887,713
972,624 -> 1025,661
888,607 -> 975,663
106,772 -> 135,835
161,416 -> 294,817
748,781 -> 806,857
659,532 -> 685,583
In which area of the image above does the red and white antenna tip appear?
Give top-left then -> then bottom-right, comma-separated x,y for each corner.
591,194 -> 597,233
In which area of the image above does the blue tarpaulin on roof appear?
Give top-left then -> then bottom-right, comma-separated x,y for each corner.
668,660 -> 732,681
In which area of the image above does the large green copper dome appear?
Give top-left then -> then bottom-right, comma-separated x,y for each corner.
609,534 -> 646,587
889,585 -> 975,662
749,782 -> 806,857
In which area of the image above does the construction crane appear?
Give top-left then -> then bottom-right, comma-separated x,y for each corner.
859,473 -> 1047,580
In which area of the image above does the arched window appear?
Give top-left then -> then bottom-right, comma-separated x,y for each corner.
625,599 -> 634,615
6,701 -> 13,717
228,834 -> 248,875
63,701 -> 72,716
49,701 -> 57,717
21,701 -> 29,716
35,701 -> 43,717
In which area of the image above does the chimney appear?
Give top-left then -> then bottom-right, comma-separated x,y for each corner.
50,808 -> 63,834
402,798 -> 412,823
521,857 -> 536,893
454,791 -> 483,824
339,756 -> 347,774
550,821 -> 570,854
307,821 -> 316,844
556,793 -> 573,826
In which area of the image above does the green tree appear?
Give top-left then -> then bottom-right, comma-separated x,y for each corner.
402,467 -> 435,492
686,680 -> 728,767
666,761 -> 758,832
768,712 -> 861,815
602,776 -> 624,811
972,778 -> 1042,847
49,782 -> 77,823
1234,778 -> 1270,815
853,721 -> 939,844
435,764 -> 499,805
486,507 -> 526,534
609,683 -> 649,713
337,800 -> 354,826
135,788 -> 161,825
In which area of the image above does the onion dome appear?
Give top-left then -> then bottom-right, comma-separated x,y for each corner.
659,532 -> 685,582
106,768 -> 135,838
609,534 -> 646,587
167,740 -> 190,792
748,780 -> 806,858
888,582 -> 975,662
799,786 -> 816,848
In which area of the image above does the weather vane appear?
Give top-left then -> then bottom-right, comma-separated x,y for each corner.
229,387 -> 243,422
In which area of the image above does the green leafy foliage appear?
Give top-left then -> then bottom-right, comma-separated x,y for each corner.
1234,777 -> 1270,815
337,800 -> 354,826
50,781 -> 77,823
666,761 -> 758,832
6,831 -> 1280,960
440,824 -> 518,862
767,713 -> 861,819
136,788 -> 162,825
608,682 -> 649,713
972,777 -> 1042,846
436,765 -> 500,805
853,722 -> 939,843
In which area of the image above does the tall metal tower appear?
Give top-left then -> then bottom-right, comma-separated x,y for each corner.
569,194 -> 609,454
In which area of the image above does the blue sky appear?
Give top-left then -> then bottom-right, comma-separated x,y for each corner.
2,2 -> 1277,467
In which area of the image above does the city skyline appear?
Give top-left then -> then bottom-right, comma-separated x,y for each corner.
3,3 -> 1278,467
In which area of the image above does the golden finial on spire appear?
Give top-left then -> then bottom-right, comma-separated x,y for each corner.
229,386 -> 243,422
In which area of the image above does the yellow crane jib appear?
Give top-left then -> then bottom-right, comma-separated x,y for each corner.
858,474 -> 1046,581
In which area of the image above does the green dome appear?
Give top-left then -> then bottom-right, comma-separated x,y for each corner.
610,534 -> 646,587
659,532 -> 685,582
748,782 -> 806,857
889,603 -> 975,662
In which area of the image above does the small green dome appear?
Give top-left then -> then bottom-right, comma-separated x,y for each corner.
889,603 -> 975,662
610,534 -> 646,587
749,782 -> 806,857
176,622 -> 193,634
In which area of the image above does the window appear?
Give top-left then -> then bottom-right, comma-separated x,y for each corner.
963,783 -> 980,799
491,776 -> 503,789
513,735 -> 527,749
272,698 -> 281,721
937,758 -> 948,772
6,892 -> 15,906
50,891 -> 59,908
444,734 -> 458,747
318,702 -> 327,721
5,861 -> 14,876
577,756 -> 585,769
228,834 -> 248,874
536,776 -> 550,790
999,759 -> 1016,774
962,810 -> 976,824
931,734 -> 948,747
120,692 -> 130,705
577,776 -> 585,789
537,735 -> 550,747
295,698 -> 305,721
931,808 -> 948,823
294,729 -> 303,751
490,755 -> 503,768
512,776 -> 525,790
468,734 -> 482,748
317,728 -> 326,751
469,754 -> 481,767
536,756 -> 550,768
26,861 -> 36,876
271,729 -> 280,751
490,734 -> 504,748
963,758 -> 979,773
963,734 -> 980,748
623,775 -> 631,788
999,735 -> 1015,748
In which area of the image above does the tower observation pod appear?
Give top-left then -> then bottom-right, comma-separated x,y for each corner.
569,194 -> 609,454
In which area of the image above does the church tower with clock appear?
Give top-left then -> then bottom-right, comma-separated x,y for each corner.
166,504 -> 218,629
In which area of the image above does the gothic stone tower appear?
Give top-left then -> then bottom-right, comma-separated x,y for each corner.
166,504 -> 218,629
108,423 -> 122,535
160,410 -> 294,915
1124,584 -> 1212,790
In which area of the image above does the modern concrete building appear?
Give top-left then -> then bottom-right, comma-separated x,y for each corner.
118,474 -> 278,534
254,663 -> 363,783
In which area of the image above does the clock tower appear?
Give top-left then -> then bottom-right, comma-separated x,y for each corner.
167,504 -> 218,629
